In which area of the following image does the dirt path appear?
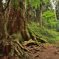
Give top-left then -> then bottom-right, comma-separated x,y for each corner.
0,42 -> 59,59
24,43 -> 59,59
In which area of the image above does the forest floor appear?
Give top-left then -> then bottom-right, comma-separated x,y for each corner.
19,40 -> 59,59
0,40 -> 59,59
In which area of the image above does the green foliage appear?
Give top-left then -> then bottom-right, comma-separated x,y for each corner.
25,0 -> 50,9
43,0 -> 50,3
42,10 -> 57,28
35,40 -> 41,46
11,0 -> 19,7
43,10 -> 55,18
28,22 -> 59,43
42,36 -> 56,43
56,20 -> 59,31
10,0 -> 22,11
56,37 -> 59,40
0,54 -> 3,57
22,52 -> 28,59
29,0 -> 40,9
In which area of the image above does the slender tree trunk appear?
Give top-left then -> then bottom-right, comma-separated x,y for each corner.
53,2 -> 57,21
40,3 -> 42,27
54,8 -> 57,21
27,1 -> 31,24
36,6 -> 39,23
27,9 -> 31,24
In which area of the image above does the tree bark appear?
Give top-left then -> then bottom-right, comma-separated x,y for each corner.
36,6 -> 40,23
7,0 -> 29,40
27,1 -> 31,24
0,0 -> 12,58
0,0 -> 8,39
40,2 -> 42,28
54,8 -> 57,21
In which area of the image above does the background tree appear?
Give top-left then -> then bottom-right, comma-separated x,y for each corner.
56,1 -> 59,20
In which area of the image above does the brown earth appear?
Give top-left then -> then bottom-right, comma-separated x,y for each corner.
0,41 -> 59,59
21,40 -> 59,59
25,43 -> 59,59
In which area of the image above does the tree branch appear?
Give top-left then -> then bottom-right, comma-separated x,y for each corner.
3,0 -> 10,12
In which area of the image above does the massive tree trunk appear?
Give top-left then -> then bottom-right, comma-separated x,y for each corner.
7,0 -> 29,40
16,0 -> 29,40
0,1 -> 29,58
0,0 -> 7,39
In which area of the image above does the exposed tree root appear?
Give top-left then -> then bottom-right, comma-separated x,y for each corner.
14,44 -> 22,55
28,28 -> 48,43
8,35 -> 29,57
28,28 -> 36,40
23,39 -> 41,46
13,40 -> 29,51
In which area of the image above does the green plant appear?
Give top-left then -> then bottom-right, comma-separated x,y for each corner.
56,37 -> 59,40
19,37 -> 24,43
0,54 -> 3,57
35,40 -> 41,46
56,46 -> 59,49
42,10 -> 57,28
22,52 -> 28,59
28,22 -> 59,44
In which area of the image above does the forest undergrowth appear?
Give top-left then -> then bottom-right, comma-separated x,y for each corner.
0,22 -> 59,59
12,22 -> 59,59
28,22 -> 59,44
